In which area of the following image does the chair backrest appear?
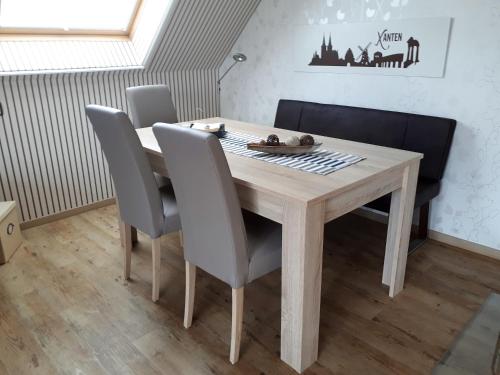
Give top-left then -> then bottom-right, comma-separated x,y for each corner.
274,99 -> 456,182
85,105 -> 165,238
126,85 -> 178,129
152,123 -> 249,288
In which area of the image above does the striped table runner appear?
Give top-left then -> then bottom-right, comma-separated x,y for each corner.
219,131 -> 365,176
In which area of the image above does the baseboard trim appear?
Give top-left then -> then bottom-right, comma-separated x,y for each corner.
20,198 -> 116,230
428,230 -> 500,261
353,208 -> 500,261
20,199 -> 500,261
353,207 -> 388,224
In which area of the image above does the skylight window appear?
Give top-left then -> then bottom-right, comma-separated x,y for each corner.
0,0 -> 141,35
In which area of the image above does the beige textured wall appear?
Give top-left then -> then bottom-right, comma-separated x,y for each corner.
221,0 -> 500,250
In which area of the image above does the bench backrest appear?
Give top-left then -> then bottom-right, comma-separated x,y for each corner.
274,99 -> 456,181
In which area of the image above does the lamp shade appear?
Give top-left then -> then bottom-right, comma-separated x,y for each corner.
218,53 -> 247,85
233,53 -> 247,62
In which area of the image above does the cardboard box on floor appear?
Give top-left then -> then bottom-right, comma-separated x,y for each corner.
0,201 -> 23,264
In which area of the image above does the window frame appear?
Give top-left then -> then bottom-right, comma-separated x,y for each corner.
0,0 -> 143,37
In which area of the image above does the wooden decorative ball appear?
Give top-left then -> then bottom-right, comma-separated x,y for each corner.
299,134 -> 315,146
266,134 -> 280,146
285,136 -> 301,146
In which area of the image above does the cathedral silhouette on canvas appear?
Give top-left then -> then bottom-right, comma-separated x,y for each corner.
309,34 -> 420,68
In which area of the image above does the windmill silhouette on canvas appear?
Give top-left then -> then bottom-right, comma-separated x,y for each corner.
309,34 -> 420,69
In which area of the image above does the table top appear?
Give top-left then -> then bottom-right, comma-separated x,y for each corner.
137,117 -> 422,204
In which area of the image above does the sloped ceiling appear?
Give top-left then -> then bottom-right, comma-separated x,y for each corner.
145,0 -> 261,72
0,0 -> 260,75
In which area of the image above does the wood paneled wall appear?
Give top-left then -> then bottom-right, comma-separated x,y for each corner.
0,40 -> 141,74
0,69 -> 218,222
0,0 -> 260,223
147,0 -> 260,71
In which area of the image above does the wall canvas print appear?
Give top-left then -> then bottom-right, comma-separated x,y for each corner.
294,17 -> 451,77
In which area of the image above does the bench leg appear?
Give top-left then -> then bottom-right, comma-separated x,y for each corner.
409,202 -> 430,254
417,202 -> 429,239
131,227 -> 138,244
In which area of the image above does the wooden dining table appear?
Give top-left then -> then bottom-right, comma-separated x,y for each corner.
136,117 -> 422,373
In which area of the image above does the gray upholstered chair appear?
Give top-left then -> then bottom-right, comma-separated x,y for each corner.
85,105 -> 181,302
126,84 -> 177,190
152,123 -> 282,364
126,85 -> 178,129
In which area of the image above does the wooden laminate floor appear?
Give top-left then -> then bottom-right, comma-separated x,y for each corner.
1,205 -> 499,375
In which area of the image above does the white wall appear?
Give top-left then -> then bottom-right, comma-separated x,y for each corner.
220,0 -> 500,251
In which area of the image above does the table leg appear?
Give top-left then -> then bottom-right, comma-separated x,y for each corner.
382,161 -> 420,297
281,200 -> 325,373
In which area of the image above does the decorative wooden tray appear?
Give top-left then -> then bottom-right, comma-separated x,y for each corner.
246,143 -> 322,155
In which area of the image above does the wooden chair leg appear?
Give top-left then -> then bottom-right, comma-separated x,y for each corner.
120,221 -> 132,280
116,199 -> 125,248
230,287 -> 244,364
184,261 -> 196,328
152,238 -> 161,302
119,216 -> 125,248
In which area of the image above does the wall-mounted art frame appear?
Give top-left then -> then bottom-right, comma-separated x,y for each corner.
294,17 -> 452,77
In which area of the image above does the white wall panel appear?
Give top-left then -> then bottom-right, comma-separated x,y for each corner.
220,0 -> 500,250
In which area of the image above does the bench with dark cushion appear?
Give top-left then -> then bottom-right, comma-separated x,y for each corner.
274,99 -> 456,251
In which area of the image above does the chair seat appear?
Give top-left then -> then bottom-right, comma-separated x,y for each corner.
160,184 -> 181,234
243,211 -> 282,283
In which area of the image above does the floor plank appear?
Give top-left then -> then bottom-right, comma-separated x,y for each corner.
0,204 -> 498,374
